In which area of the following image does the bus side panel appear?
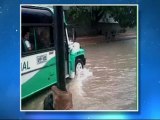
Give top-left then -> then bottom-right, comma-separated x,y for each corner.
21,51 -> 57,99
22,63 -> 57,99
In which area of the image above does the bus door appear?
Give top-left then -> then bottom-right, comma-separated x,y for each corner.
64,28 -> 69,77
21,26 -> 57,98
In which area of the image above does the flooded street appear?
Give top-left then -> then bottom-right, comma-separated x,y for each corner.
69,38 -> 137,110
22,38 -> 137,110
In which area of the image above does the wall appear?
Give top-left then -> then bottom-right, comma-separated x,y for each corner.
68,22 -> 122,37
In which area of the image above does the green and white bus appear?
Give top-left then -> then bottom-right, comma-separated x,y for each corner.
21,6 -> 86,99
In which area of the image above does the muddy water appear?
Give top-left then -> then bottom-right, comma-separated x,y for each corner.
68,39 -> 137,110
22,39 -> 137,110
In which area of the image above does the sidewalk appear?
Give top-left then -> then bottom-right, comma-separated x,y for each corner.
76,32 -> 137,46
115,32 -> 137,40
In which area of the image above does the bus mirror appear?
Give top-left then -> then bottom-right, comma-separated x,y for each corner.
72,28 -> 76,42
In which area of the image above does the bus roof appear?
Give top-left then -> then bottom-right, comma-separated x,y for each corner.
22,6 -> 53,24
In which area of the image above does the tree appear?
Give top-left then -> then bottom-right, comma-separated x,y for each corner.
108,6 -> 137,28
66,6 -> 137,28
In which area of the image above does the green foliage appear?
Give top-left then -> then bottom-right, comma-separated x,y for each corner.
108,6 -> 137,28
66,6 -> 137,28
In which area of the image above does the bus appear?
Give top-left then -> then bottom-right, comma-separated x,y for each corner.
21,6 -> 86,99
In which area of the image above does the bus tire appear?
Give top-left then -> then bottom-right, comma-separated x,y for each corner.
43,93 -> 55,110
75,59 -> 84,75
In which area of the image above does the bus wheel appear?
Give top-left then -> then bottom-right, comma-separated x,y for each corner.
75,59 -> 84,75
43,93 -> 55,110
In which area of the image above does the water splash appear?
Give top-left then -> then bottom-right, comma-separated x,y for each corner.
68,68 -> 93,97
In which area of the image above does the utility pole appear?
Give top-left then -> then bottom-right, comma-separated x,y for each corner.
54,6 -> 66,91
50,6 -> 72,110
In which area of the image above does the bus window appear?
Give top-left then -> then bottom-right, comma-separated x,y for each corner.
21,27 -> 35,54
35,27 -> 54,51
22,26 -> 54,56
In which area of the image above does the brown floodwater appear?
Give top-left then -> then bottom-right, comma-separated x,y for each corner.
68,38 -> 137,110
22,38 -> 137,110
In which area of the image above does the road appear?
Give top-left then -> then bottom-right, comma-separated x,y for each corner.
69,38 -> 137,110
22,38 -> 137,110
